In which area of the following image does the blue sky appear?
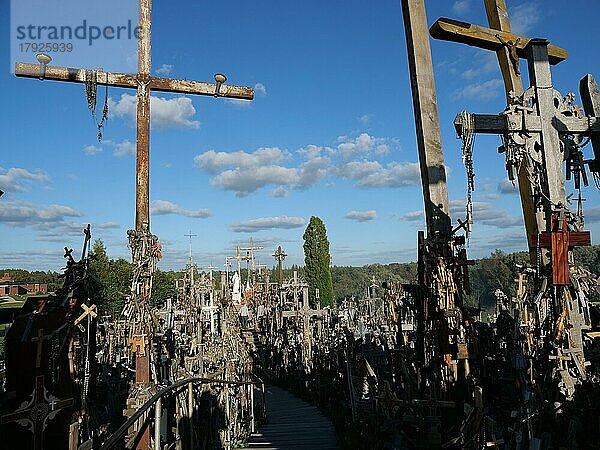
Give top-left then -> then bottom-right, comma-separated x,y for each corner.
1,0 -> 600,271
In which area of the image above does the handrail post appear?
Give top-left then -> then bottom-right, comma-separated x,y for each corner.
250,383 -> 255,433
154,396 -> 162,450
188,382 -> 194,448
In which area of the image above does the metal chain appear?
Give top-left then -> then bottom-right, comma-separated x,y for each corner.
457,111 -> 475,236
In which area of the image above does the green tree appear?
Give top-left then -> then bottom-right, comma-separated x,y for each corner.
88,239 -> 132,316
303,216 -> 334,308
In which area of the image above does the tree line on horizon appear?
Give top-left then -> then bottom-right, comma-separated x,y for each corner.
3,242 -> 600,317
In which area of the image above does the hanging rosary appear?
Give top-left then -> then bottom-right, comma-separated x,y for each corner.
84,69 -> 109,142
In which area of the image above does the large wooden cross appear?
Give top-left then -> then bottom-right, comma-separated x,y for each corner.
429,0 -> 568,257
15,0 -> 254,233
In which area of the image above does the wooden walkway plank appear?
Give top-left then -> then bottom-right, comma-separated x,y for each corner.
242,384 -> 340,450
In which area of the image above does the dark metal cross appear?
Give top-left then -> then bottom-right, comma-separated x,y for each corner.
15,0 -> 254,233
0,375 -> 74,450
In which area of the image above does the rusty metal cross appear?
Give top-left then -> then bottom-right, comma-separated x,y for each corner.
15,0 -> 254,233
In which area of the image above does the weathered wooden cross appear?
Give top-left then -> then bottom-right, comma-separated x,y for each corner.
429,0 -> 569,257
30,328 -> 53,368
15,0 -> 254,233
74,303 -> 97,326
0,375 -> 74,450
430,1 -> 599,284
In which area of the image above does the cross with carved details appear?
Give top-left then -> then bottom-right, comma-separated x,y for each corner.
0,375 -> 73,450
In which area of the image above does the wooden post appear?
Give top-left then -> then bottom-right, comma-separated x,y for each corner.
136,0 -> 151,231
484,0 -> 544,259
188,382 -> 194,448
401,0 -> 451,237
250,383 -> 255,433
154,396 -> 162,450
525,39 -> 566,219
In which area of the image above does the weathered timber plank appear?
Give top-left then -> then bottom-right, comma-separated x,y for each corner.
401,0 -> 451,236
14,63 -> 254,100
429,18 -> 567,65
580,74 -> 600,171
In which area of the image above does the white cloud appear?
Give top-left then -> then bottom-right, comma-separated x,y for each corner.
450,199 -> 523,228
230,216 -> 306,233
83,145 -> 102,155
113,140 -> 135,157
509,2 -> 540,35
151,200 -> 211,218
461,52 -> 497,79
254,83 -> 267,95
271,187 -> 288,198
356,162 -> 421,188
345,210 -> 377,222
337,160 -> 382,180
210,166 -> 300,197
0,201 -> 81,224
195,146 -> 330,196
0,167 -> 50,193
452,79 -> 503,101
498,179 -> 518,194
452,0 -> 471,15
400,210 -> 424,222
109,94 -> 200,129
156,64 -> 174,76
195,147 -> 285,173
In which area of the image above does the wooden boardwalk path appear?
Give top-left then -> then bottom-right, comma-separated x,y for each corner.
244,384 -> 339,450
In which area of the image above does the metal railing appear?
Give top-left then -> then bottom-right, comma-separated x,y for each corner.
100,375 -> 266,450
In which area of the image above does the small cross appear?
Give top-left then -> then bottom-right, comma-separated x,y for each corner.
74,303 -> 97,326
30,328 -> 52,368
514,273 -> 528,298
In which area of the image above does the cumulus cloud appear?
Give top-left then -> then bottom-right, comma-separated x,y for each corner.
109,94 -> 200,129
210,166 -> 299,197
452,79 -> 503,101
336,133 -> 397,159
195,147 -> 285,173
0,167 -> 50,193
271,187 -> 288,198
195,146 -> 330,197
498,179 -> 518,194
449,199 -> 523,228
345,210 -> 377,222
0,201 -> 81,225
113,140 -> 135,157
151,200 -> 211,218
510,2 -> 540,35
156,63 -> 173,76
355,162 -> 420,188
83,145 -> 102,155
400,210 -> 424,222
461,52 -> 497,80
230,216 -> 306,233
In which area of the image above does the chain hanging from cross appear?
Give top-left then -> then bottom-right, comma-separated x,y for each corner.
457,110 -> 475,237
84,69 -> 109,142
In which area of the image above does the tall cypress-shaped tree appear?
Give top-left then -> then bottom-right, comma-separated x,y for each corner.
303,216 -> 334,307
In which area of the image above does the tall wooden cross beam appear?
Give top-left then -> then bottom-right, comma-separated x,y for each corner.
401,0 -> 452,239
15,0 -> 254,233
429,0 -> 568,257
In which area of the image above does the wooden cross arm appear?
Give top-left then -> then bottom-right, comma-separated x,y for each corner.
533,231 -> 591,248
429,18 -> 568,65
454,113 -> 600,136
15,62 -> 254,100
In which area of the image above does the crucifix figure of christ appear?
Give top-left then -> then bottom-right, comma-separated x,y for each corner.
430,2 -> 599,401
430,1 -> 569,262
